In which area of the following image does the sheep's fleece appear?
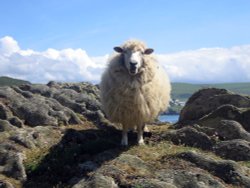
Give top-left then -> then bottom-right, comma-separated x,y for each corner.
100,40 -> 171,129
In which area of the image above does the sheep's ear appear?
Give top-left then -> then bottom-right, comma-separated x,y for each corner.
144,48 -> 154,55
114,47 -> 123,53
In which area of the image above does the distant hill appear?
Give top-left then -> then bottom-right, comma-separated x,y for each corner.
0,76 -> 31,86
172,82 -> 250,101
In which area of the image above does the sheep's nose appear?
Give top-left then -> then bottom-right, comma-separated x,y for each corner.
130,62 -> 137,67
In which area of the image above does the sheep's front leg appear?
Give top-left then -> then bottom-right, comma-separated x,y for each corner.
143,124 -> 149,132
121,125 -> 128,146
137,125 -> 145,145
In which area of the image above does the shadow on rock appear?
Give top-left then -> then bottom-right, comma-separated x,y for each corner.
23,126 -> 142,188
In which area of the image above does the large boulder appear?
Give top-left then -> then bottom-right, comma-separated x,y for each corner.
179,88 -> 250,124
175,88 -> 250,162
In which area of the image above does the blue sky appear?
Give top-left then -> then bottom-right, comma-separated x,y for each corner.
1,0 -> 250,55
1,0 -> 250,83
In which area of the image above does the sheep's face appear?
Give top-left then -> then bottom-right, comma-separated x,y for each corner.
114,47 -> 154,76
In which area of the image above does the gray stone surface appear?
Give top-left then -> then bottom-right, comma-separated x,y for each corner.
177,151 -> 250,187
162,126 -> 213,150
0,150 -> 26,181
214,139 -> 250,161
0,181 -> 14,188
197,105 -> 250,132
1,84 -> 250,188
156,169 -> 225,188
179,88 -> 250,124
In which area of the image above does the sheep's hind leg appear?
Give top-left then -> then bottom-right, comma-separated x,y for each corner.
121,125 -> 128,146
137,125 -> 145,145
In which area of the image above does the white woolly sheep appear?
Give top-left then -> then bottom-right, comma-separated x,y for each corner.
100,40 -> 171,146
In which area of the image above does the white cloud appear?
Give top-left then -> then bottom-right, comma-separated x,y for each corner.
0,36 -> 20,55
0,36 -> 106,83
1,36 -> 250,84
158,46 -> 250,83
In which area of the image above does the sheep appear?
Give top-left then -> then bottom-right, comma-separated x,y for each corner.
100,40 -> 171,146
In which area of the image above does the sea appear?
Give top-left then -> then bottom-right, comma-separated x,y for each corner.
158,114 -> 179,123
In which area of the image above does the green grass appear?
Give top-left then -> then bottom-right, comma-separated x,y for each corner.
0,76 -> 30,86
171,82 -> 250,101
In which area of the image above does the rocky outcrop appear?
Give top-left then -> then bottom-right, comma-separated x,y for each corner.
0,82 -> 108,187
1,84 -> 250,188
179,88 -> 250,124
0,82 -> 106,128
71,151 -> 227,188
171,88 -> 250,162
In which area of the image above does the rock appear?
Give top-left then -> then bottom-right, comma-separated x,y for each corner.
53,91 -> 87,113
156,169 -> 225,188
133,178 -> 177,188
114,154 -> 152,176
0,181 -> 14,188
18,84 -> 54,98
0,86 -> 83,127
93,164 -> 125,185
0,150 -> 26,181
179,88 -> 250,124
12,86 -> 33,98
0,81 -> 110,187
0,104 -> 12,120
173,171 -> 225,188
9,134 -> 35,149
177,151 -> 250,187
94,150 -> 120,164
197,105 -> 250,132
1,83 -> 249,188
71,178 -> 88,188
79,161 -> 98,172
215,120 -> 250,141
12,96 -> 70,126
72,173 -> 118,188
162,126 -> 213,150
89,173 -> 118,188
0,120 -> 16,132
214,139 -> 250,161
0,82 -> 106,128
90,154 -> 154,187
29,82 -> 102,125
5,126 -> 61,151
8,117 -> 23,128
192,120 -> 250,143
47,81 -> 60,88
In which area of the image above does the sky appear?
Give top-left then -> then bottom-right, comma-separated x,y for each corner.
1,0 -> 250,83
